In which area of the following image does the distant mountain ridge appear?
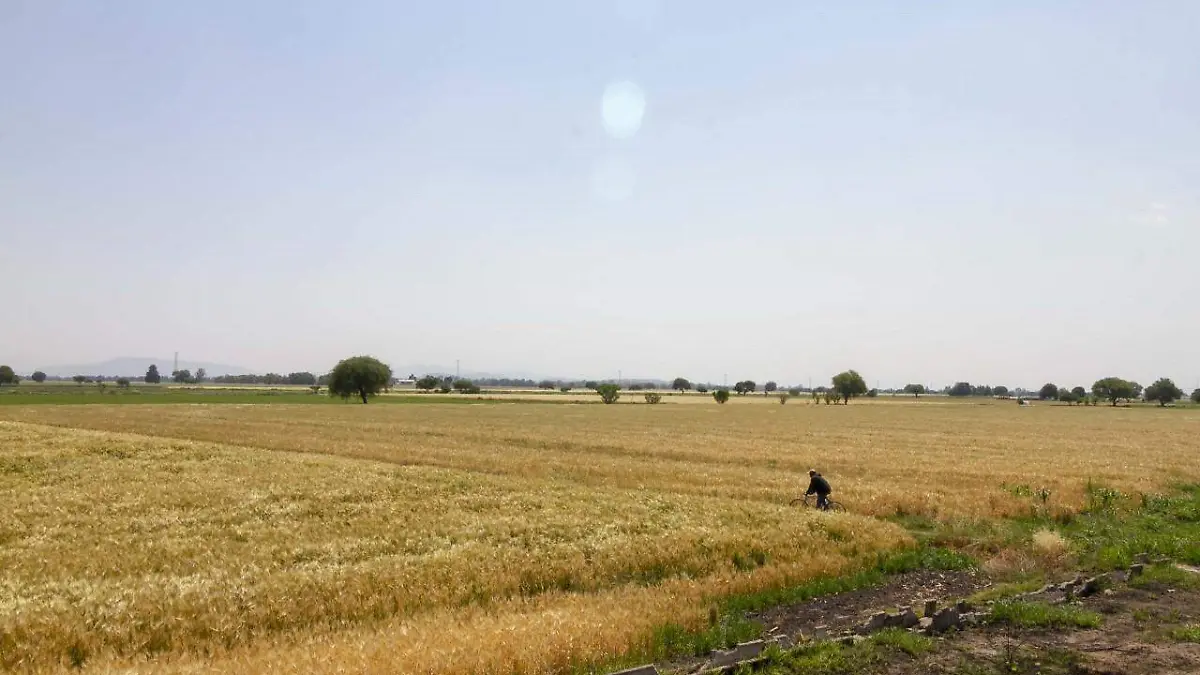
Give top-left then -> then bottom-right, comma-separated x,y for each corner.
37,357 -> 253,378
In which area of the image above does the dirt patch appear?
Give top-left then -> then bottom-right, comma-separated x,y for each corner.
893,585 -> 1200,674
750,568 -> 988,639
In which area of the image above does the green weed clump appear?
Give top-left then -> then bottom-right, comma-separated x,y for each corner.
987,600 -> 1102,629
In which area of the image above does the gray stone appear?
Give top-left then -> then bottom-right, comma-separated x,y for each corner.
706,640 -> 766,669
923,599 -> 938,617
1134,553 -> 1150,564
898,606 -> 920,628
1080,577 -> 1103,597
1129,563 -> 1145,578
931,607 -> 961,633
608,666 -> 658,675
954,599 -> 972,614
774,634 -> 795,650
917,616 -> 934,634
811,625 -> 829,640
858,611 -> 889,635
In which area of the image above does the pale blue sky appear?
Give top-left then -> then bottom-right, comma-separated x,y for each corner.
3,1 -> 1198,388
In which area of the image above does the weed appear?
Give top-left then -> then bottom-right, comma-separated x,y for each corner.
1170,624 -> 1200,643
988,600 -> 1102,629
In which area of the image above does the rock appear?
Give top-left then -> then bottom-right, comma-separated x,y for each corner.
1103,589 -> 1115,597
931,607 -> 961,633
1134,553 -> 1150,564
774,634 -> 795,650
954,599 -> 972,614
923,599 -> 938,617
1080,577 -> 1103,597
960,612 -> 982,627
1038,584 -> 1056,594
917,617 -> 934,634
812,625 -> 829,640
608,666 -> 658,675
898,606 -> 920,628
858,611 -> 889,635
840,634 -> 865,646
1073,574 -> 1085,585
1129,563 -> 1145,578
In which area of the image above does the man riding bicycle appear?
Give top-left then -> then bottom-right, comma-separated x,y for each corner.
805,469 -> 833,510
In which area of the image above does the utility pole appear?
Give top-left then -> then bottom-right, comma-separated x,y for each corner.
618,370 -> 622,386
174,352 -> 178,374
456,360 -> 460,379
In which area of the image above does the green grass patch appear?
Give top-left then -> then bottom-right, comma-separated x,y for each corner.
968,577 -> 1045,605
0,388 -> 576,406
1130,564 -> 1200,591
987,600 -> 1102,629
1061,485 -> 1200,569
1169,624 -> 1200,643
748,629 -> 931,674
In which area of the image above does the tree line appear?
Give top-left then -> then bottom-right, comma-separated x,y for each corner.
3,359 -> 1199,409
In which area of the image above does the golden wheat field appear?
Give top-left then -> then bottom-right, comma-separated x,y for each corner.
2,399 -> 1199,674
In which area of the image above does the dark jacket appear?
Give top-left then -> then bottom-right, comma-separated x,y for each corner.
806,474 -> 832,496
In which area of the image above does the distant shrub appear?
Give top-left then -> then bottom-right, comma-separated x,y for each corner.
560,386 -> 571,393
696,386 -> 709,394
644,392 -> 662,404
596,384 -> 620,404
779,393 -> 789,404
787,388 -> 802,397
115,378 -> 131,388
713,389 -> 730,404
438,386 -> 452,394
310,385 -> 321,394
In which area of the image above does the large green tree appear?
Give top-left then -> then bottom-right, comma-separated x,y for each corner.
671,377 -> 691,393
1092,377 -> 1137,406
764,381 -> 778,396
1038,383 -> 1059,400
31,370 -> 47,383
1144,378 -> 1183,407
0,365 -> 16,385
831,370 -> 868,404
1192,389 -> 1200,404
903,383 -> 926,398
144,364 -> 161,384
328,356 -> 393,404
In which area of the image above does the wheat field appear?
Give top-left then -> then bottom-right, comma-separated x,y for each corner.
2,399 -> 1198,673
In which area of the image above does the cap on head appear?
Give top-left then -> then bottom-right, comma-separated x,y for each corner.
808,469 -> 817,476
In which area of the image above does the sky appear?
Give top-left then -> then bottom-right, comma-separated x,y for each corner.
2,0 -> 1198,389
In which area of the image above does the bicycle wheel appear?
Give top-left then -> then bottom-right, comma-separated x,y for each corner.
825,500 -> 846,512
789,497 -> 809,507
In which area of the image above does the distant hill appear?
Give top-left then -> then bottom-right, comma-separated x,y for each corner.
37,357 -> 253,378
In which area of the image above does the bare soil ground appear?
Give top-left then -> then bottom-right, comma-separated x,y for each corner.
658,570 -> 1200,674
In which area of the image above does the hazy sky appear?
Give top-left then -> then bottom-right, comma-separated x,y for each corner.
3,1 -> 1198,388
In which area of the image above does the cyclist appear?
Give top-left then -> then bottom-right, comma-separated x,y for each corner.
805,469 -> 833,510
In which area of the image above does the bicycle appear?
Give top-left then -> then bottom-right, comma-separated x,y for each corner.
789,494 -> 846,512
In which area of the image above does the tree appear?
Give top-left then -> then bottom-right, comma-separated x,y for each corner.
72,375 -> 86,385
1144,378 -> 1184,407
0,365 -> 16,385
596,383 -> 620,404
171,369 -> 190,384
327,356 -> 393,404
116,377 -> 131,388
29,370 -> 46,383
672,377 -> 692,393
584,381 -> 599,390
992,385 -> 1010,397
1071,386 -> 1086,399
453,379 -> 475,392
1192,389 -> 1200,404
788,387 -> 802,397
764,381 -> 778,396
144,365 -> 160,384
696,385 -> 709,394
866,388 -> 878,397
1038,383 -> 1059,400
538,380 -> 557,390
1092,377 -> 1137,406
903,384 -> 927,398
830,370 -> 868,404
415,375 -> 441,391
644,392 -> 662,404
948,382 -> 972,397
195,368 -> 207,383
713,388 -> 730,404
1058,390 -> 1077,404
287,372 -> 317,386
